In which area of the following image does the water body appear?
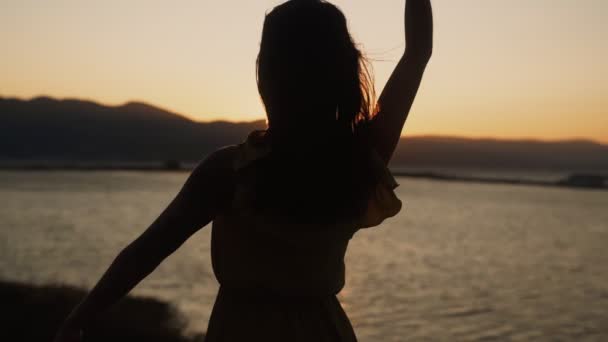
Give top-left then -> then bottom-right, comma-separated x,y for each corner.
0,171 -> 606,341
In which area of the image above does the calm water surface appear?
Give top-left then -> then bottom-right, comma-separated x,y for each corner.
1,171 -> 607,341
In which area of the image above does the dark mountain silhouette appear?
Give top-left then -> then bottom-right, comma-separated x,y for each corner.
1,96 -> 607,172
391,136 -> 608,172
0,96 -> 265,163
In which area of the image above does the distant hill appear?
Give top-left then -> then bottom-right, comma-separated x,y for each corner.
0,96 -> 265,163
391,136 -> 608,172
1,96 -> 607,172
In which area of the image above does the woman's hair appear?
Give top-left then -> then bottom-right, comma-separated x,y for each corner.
245,0 -> 379,223
257,0 -> 376,139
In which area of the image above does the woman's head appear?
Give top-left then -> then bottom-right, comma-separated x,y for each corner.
257,0 -> 375,141
252,1 -> 378,223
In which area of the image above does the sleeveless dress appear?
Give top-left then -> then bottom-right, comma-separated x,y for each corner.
204,131 -> 402,341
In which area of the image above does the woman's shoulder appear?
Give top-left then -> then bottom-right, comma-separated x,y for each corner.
184,131 -> 267,199
197,145 -> 241,174
200,130 -> 268,171
185,145 -> 240,197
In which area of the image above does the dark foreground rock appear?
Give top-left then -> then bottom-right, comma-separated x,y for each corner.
0,280 -> 205,342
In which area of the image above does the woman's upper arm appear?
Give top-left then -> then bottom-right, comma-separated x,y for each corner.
132,146 -> 237,258
370,57 -> 429,164
368,0 -> 433,165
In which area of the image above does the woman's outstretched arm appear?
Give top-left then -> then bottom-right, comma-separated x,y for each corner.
54,147 -> 236,342
370,0 -> 433,164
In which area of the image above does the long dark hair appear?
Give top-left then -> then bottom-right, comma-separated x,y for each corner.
257,0 -> 376,140
243,0 -> 379,224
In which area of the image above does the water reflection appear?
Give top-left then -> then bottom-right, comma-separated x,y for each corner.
0,171 -> 607,341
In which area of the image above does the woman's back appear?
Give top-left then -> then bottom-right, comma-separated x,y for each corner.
212,214 -> 353,296
205,131 -> 401,341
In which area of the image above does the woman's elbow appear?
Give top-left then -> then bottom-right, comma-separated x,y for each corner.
405,48 -> 432,65
420,48 -> 433,62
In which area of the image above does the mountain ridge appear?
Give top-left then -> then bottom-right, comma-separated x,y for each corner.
1,96 -> 607,172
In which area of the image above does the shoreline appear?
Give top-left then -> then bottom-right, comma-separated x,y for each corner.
391,171 -> 608,191
0,163 -> 606,191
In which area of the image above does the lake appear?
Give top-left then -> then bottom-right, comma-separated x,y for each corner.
1,171 -> 607,341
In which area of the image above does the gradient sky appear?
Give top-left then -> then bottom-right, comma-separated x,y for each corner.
1,0 -> 607,142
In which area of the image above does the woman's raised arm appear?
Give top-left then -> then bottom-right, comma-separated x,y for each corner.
369,0 -> 433,164
54,147 -> 237,342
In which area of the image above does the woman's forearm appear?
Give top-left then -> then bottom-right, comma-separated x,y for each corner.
56,148 -> 228,340
405,0 -> 433,60
62,242 -> 162,329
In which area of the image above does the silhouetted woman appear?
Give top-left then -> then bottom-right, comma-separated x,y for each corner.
55,0 -> 432,341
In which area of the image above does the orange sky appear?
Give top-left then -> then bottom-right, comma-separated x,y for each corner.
1,0 -> 607,143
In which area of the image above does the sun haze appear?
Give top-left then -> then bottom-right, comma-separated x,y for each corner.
1,0 -> 607,142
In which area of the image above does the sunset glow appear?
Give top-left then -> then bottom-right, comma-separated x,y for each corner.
2,0 -> 607,142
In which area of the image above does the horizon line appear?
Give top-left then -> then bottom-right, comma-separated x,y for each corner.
3,94 -> 607,146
